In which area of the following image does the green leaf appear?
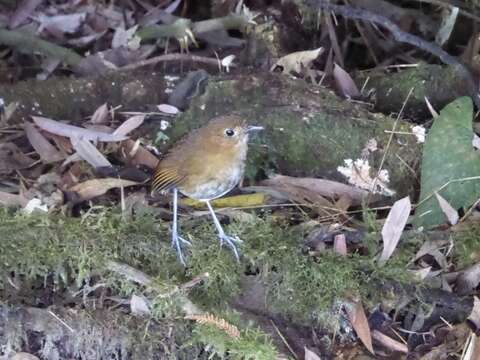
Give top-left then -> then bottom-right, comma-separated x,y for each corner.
415,97 -> 480,229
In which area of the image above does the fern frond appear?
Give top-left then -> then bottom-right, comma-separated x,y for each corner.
186,313 -> 241,339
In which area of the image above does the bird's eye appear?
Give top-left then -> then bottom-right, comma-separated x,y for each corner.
225,128 -> 235,137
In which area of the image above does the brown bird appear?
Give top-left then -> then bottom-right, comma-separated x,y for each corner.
152,115 -> 263,264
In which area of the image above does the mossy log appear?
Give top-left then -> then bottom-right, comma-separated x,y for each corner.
158,73 -> 422,199
1,70 -> 421,198
0,71 -> 170,122
356,63 -> 471,119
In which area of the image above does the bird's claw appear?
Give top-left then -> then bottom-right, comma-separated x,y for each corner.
218,232 -> 242,262
172,233 -> 191,265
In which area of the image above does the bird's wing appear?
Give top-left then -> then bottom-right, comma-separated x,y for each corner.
152,166 -> 185,192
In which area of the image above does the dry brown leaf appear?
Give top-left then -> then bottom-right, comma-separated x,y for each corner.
424,96 -> 439,118
0,142 -> 35,174
414,238 -> 449,270
113,115 -> 145,137
435,6 -> 459,46
462,332 -> 480,360
333,63 -> 360,99
457,263 -> 480,295
379,196 -> 411,265
68,31 -> 107,47
130,294 -> 151,316
304,347 -> 321,360
157,104 -> 180,115
8,0 -> 42,29
419,324 -> 470,360
70,137 -> 111,168
414,238 -> 449,261
1,101 -> 19,125
91,103 -> 109,124
24,122 -> 65,163
0,191 -> 28,207
345,299 -> 374,355
181,193 -> 266,209
38,13 -> 86,35
37,58 -> 61,81
68,178 -> 138,201
334,195 -> 352,213
435,192 -> 459,225
118,139 -> 159,169
32,116 -> 127,142
260,174 -> 371,206
46,133 -> 73,153
371,330 -> 408,354
112,25 -> 140,50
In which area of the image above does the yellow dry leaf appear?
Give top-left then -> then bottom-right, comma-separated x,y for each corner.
69,178 -> 139,201
180,193 -> 266,209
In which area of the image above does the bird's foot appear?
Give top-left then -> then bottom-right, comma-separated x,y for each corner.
218,232 -> 243,261
171,232 -> 191,265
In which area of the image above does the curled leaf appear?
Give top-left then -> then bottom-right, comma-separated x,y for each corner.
32,116 -> 127,142
345,299 -> 374,354
24,122 -> 65,163
333,63 -> 360,99
68,178 -> 138,201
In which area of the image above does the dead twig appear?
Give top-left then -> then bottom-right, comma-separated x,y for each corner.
119,53 -> 233,71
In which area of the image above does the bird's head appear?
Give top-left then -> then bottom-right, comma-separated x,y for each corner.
200,115 -> 263,149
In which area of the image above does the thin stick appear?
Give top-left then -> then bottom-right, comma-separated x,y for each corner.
367,87 -> 414,203
270,320 -> 299,360
119,53 -> 232,72
416,176 -> 480,208
459,197 -> 480,223
48,310 -> 74,333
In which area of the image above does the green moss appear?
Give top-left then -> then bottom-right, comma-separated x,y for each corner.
188,311 -> 279,360
0,207 -> 415,320
234,217 -> 415,323
453,222 -> 480,267
187,231 -> 243,308
0,206 -> 419,357
0,208 -> 179,294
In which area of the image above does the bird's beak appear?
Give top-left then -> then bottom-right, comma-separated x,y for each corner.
246,125 -> 264,133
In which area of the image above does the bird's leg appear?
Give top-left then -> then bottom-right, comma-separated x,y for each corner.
171,188 -> 191,265
205,200 -> 242,261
